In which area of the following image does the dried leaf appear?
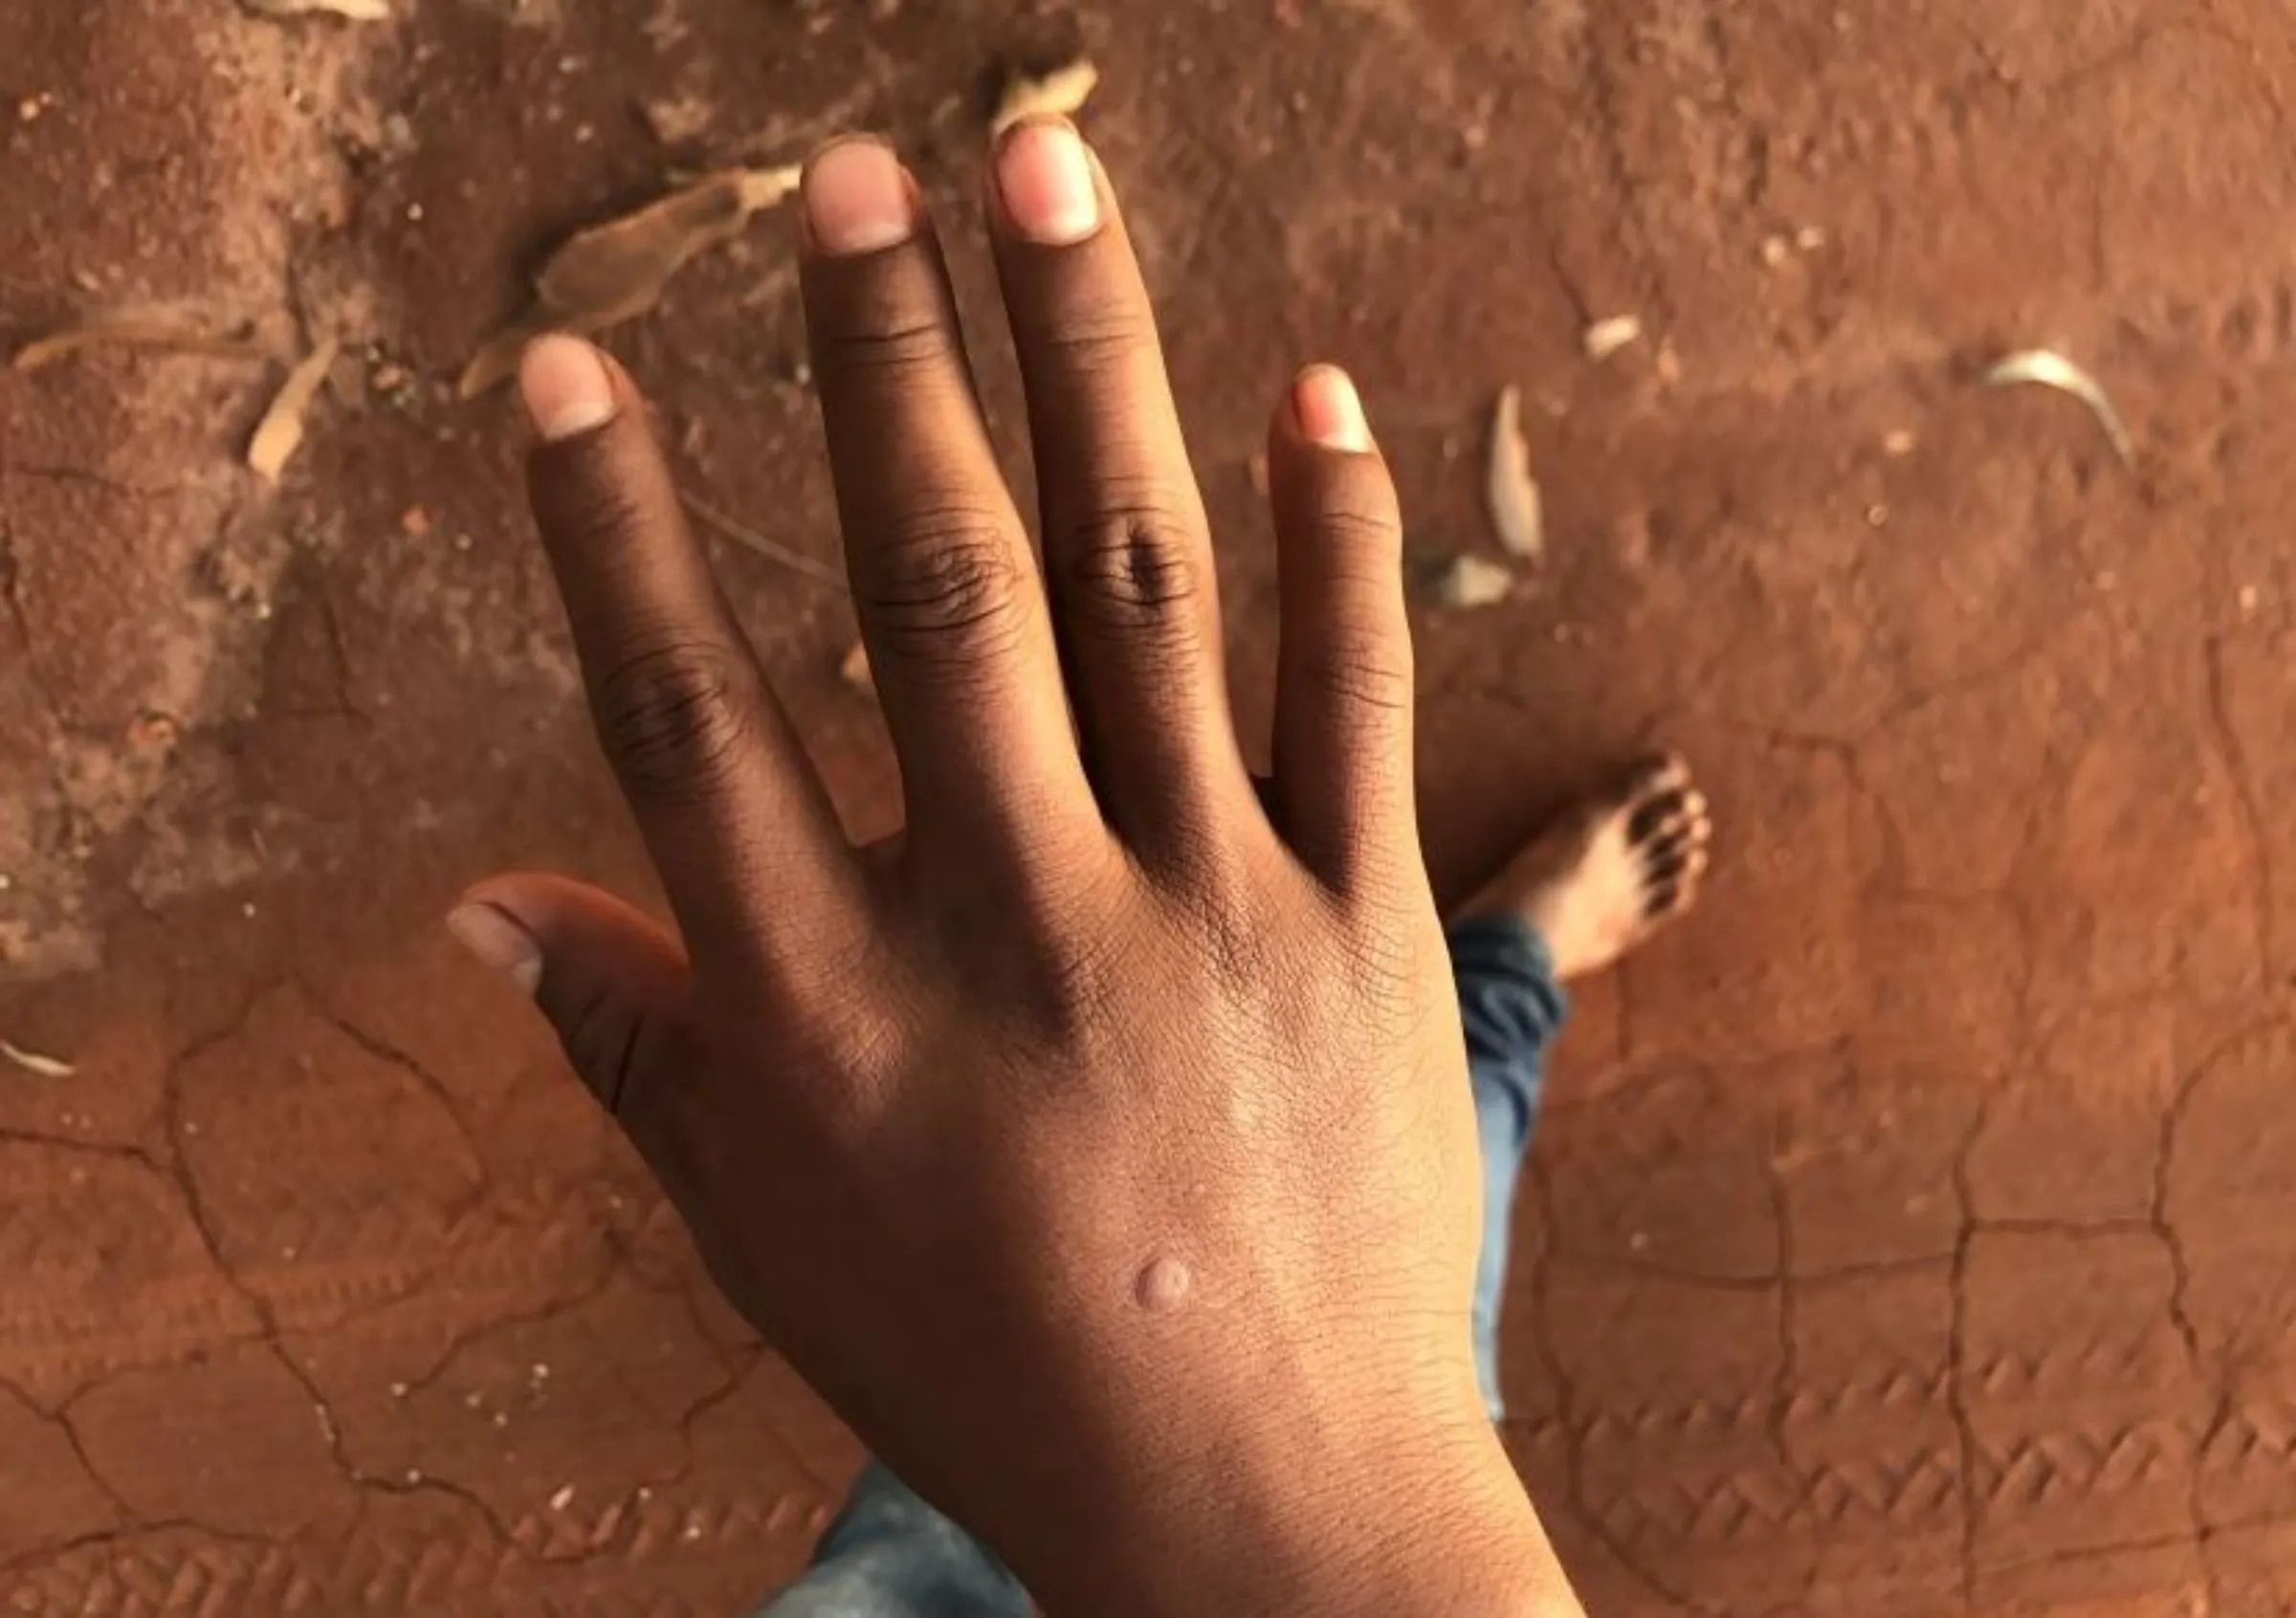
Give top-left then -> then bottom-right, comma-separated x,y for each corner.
460,167 -> 802,397
1426,553 -> 1514,610
1484,384 -> 1542,560
1581,315 -> 1643,362
992,59 -> 1099,136
243,0 -> 392,17
535,168 -> 783,318
457,319 -> 546,400
0,1040 -> 76,1078
458,290 -> 661,400
12,318 -> 272,374
839,640 -> 874,692
247,336 -> 341,483
1984,349 -> 2134,468
679,491 -> 849,589
735,163 -> 803,212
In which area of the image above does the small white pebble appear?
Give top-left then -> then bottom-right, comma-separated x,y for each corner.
1760,234 -> 1790,267
241,902 -> 257,920
1883,429 -> 1916,456
389,1382 -> 408,1398
2239,584 -> 2261,616
464,1391 -> 484,1409
406,202 -> 425,223
531,1363 -> 550,1380
492,1411 -> 509,1428
1795,225 -> 1827,251
681,1524 -> 703,1543
550,1484 -> 576,1512
405,1468 -> 424,1485
1865,504 -> 1888,527
1581,314 -> 1644,362
0,874 -> 13,890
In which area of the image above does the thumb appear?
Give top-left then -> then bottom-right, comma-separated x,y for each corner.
447,872 -> 697,1120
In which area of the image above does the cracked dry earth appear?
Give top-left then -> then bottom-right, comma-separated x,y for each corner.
3,0 -> 2295,1614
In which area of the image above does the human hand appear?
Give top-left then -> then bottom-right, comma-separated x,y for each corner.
453,122 -> 1579,1617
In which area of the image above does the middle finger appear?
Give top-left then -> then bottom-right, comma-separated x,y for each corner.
986,119 -> 1257,876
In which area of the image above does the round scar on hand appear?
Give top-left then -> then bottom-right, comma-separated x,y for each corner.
1135,1255 -> 1192,1313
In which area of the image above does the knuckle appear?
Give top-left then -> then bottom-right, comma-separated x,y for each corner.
1040,305 -> 1159,373
1312,500 -> 1403,557
858,517 -> 1030,665
818,312 -> 960,381
1339,891 -> 1433,994
1302,627 -> 1413,715
1157,858 -> 1274,987
588,640 -> 754,804
558,985 -> 662,1118
1055,502 -> 1203,639
1029,920 -> 1130,1048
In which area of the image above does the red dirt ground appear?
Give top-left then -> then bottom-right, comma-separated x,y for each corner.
4,0 -> 2295,1612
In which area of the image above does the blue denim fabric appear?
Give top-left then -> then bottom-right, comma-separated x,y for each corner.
1446,913 -> 1567,1419
757,913 -> 1564,1616
760,1461 -> 1030,1617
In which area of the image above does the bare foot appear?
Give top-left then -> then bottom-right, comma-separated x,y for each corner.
1465,754 -> 1712,982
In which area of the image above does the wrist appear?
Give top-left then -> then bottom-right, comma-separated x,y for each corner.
1009,1395 -> 1582,1618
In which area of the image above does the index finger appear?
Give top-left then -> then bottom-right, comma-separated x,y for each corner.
519,336 -> 870,992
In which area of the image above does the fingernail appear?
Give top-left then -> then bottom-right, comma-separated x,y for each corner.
447,903 -> 543,996
995,119 -> 1100,245
1292,365 -> 1371,453
805,139 -> 916,255
519,335 -> 618,442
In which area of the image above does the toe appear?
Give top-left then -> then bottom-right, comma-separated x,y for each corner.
1637,751 -> 1692,794
1635,789 -> 1715,851
1628,786 -> 1692,844
1623,752 -> 1690,810
1663,792 -> 1714,853
1641,834 -> 1709,922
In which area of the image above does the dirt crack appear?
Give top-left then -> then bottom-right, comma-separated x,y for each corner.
0,462 -> 192,502
298,982 -> 492,1210
0,1376 -> 135,1531
2202,633 -> 2276,983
